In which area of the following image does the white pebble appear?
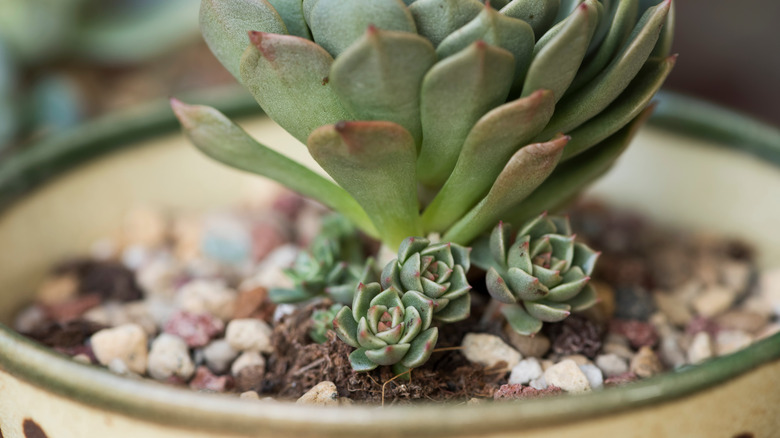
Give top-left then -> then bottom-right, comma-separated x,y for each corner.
508,358 -> 543,385
108,358 -> 141,378
14,305 -> 46,333
692,286 -> 736,318
529,375 -> 548,390
177,279 -> 237,321
231,351 -> 266,376
461,333 -> 521,369
578,364 -> 604,390
243,245 -> 298,291
273,304 -> 297,322
240,391 -> 260,400
296,381 -> 339,406
136,257 -> 180,298
543,359 -> 591,393
759,269 -> 780,317
226,319 -> 273,353
595,353 -> 629,377
91,324 -> 148,374
203,339 -> 239,374
715,330 -> 753,356
687,332 -> 714,364
147,333 -> 195,381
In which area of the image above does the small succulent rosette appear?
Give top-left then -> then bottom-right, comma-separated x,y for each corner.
473,213 -> 599,335
270,237 -> 377,304
309,303 -> 344,344
381,237 -> 472,323
334,283 -> 438,373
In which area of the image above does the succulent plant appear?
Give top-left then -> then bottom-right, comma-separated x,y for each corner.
309,303 -> 343,344
381,236 -> 472,323
174,0 -> 675,250
269,236 -> 377,304
472,213 -> 599,335
333,283 -> 438,373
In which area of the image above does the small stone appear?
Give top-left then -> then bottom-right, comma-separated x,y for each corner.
493,384 -> 563,400
461,333 -> 521,369
658,332 -> 687,369
540,359 -> 554,371
177,279 -> 237,321
163,311 -> 224,348
715,330 -> 753,356
508,358 -> 543,385
629,346 -> 663,378
466,398 -> 484,405
273,304 -> 297,322
147,333 -> 195,381
339,398 -> 354,406
610,319 -> 658,349
595,354 -> 629,377
692,286 -> 736,318
715,310 -> 769,334
67,260 -> 143,302
226,319 -> 273,353
604,372 -> 639,387
36,274 -> 79,306
13,305 -> 47,333
613,286 -> 656,321
547,315 -> 603,358
202,339 -> 239,374
91,324 -> 148,374
756,323 -> 780,340
687,332 -> 714,364
172,216 -> 202,262
578,364 -> 604,389
108,358 -> 141,378
296,381 -> 339,406
543,360 -> 591,393
136,257 -> 180,298
200,214 -> 253,265
503,326 -> 550,358
122,301 -> 158,336
720,261 -> 752,294
240,391 -> 260,400
529,376 -> 548,390
653,291 -> 694,326
685,316 -> 720,337
44,294 -> 102,322
231,351 -> 266,376
73,354 -> 92,364
602,342 -> 634,360
561,354 -> 593,366
231,351 -> 266,392
189,366 -> 233,392
741,295 -> 774,319
233,286 -> 273,320
123,207 -> 168,248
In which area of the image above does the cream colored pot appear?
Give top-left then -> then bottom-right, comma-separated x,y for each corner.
0,91 -> 779,438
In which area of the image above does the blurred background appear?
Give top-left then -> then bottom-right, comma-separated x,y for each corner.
0,0 -> 778,155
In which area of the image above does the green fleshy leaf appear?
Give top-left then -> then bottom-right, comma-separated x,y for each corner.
357,317 -> 388,349
267,0 -> 311,39
518,213 -> 555,239
302,0 -> 318,25
501,303 -> 543,335
573,242 -> 600,276
470,235 -> 500,272
433,294 -> 471,322
330,28 -> 435,147
401,327 -> 438,368
524,300 -> 571,322
365,343 -> 411,366
171,100 -> 377,237
562,55 -> 676,160
490,222 -> 511,269
240,32 -> 352,145
520,0 -> 598,102
367,305 -> 388,334
416,41 -> 515,189
349,348 -> 379,371
268,287 -> 314,303
486,267 -> 517,304
550,216 -> 572,235
440,266 -> 471,300
399,306 -> 423,344
529,236 -> 551,258
400,252 -> 425,292
437,5 -> 535,94
308,121 -> 422,248
507,235 -> 532,272
422,89 -> 554,233
390,306 -> 404,327
533,0 -> 671,140
309,0 -> 416,57
500,0 -> 560,39
651,0 -> 674,57
408,0 -> 484,47
547,276 -> 589,302
566,283 -> 598,311
567,0 -> 638,94
333,306 -> 359,348
402,291 -> 435,330
504,105 -> 654,225
443,136 -> 567,245
422,277 -> 448,298
548,234 -> 574,270
451,244 -> 472,272
380,260 -> 403,291
353,283 -> 383,321
200,0 -> 287,80
370,287 -> 405,310
375,322 -> 405,345
507,267 -> 549,300
397,237 -> 432,264
531,264 -> 561,289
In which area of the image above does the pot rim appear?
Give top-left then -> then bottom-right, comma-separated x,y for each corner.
1,88 -> 779,436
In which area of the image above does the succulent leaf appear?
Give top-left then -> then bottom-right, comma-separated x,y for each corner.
416,41 -> 515,188
409,0 -> 484,47
349,348 -> 380,371
500,0 -> 561,39
330,28 -> 436,146
501,303 -> 544,335
334,306 -> 360,348
309,0 -> 417,57
240,31 -> 352,144
199,0 -> 287,80
309,303 -> 344,344
266,0 -> 311,39
308,121 -> 422,248
401,327 -> 438,367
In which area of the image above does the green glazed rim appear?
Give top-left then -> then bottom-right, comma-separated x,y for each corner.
0,88 -> 779,437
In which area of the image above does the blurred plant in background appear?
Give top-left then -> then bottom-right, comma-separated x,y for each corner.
0,0 -> 234,153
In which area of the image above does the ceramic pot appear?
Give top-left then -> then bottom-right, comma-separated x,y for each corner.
0,90 -> 778,438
